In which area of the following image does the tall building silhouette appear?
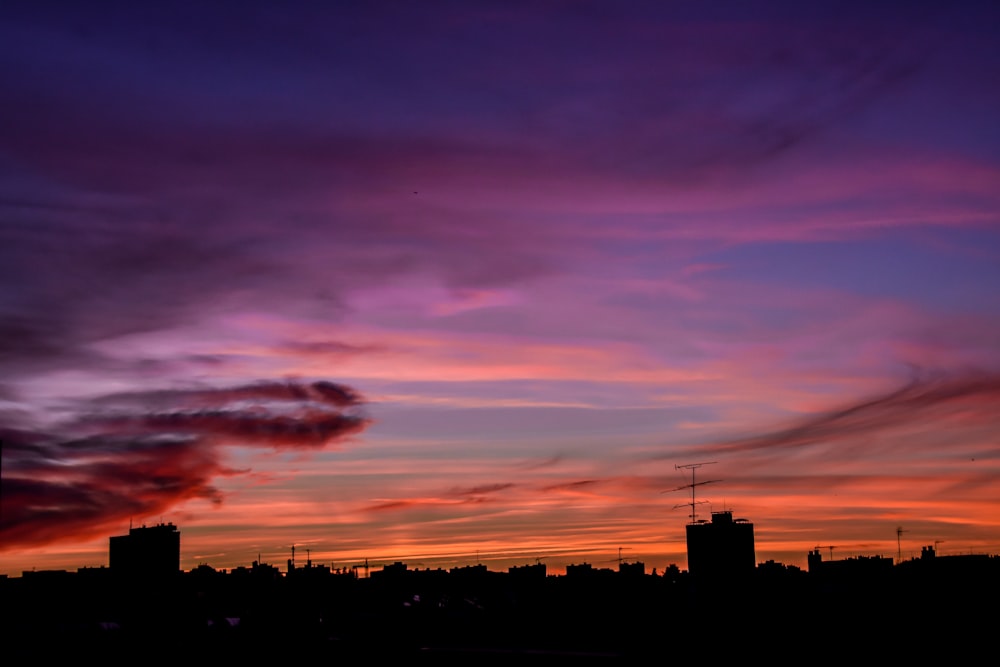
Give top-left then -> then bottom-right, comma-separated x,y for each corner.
685,510 -> 755,581
109,522 -> 180,579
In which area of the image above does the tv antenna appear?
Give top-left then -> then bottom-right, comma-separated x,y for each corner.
815,545 -> 836,560
664,462 -> 720,523
896,526 -> 908,562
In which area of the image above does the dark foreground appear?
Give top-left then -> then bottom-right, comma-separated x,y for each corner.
4,562 -> 996,664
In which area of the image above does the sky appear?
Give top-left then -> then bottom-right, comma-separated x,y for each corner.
1,0 -> 999,577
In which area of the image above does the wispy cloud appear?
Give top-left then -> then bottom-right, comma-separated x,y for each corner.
697,370 -> 1000,456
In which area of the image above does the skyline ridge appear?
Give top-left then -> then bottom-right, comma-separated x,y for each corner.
6,503 -> 994,578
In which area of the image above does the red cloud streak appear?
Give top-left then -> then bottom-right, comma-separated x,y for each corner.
0,380 -> 371,551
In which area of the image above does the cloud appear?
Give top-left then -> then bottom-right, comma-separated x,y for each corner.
514,454 -> 565,471
448,483 -> 515,497
541,479 -> 601,493
363,482 -> 516,513
693,370 -> 1000,456
91,380 -> 366,412
0,2 -> 993,400
279,340 -> 386,358
364,499 -> 420,513
0,379 -> 371,551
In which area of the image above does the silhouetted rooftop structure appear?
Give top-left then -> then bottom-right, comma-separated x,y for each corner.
618,560 -> 645,577
685,509 -> 755,582
508,562 -> 547,580
109,522 -> 180,579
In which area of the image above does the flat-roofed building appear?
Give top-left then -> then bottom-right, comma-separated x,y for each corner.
685,510 -> 755,582
109,522 -> 180,579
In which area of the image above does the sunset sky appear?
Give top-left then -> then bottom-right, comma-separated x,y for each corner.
2,1 -> 999,577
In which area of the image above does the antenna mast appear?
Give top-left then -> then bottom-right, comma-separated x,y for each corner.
617,546 -> 632,566
667,462 -> 721,523
896,526 -> 908,562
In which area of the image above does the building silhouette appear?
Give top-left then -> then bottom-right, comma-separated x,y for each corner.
685,509 -> 755,581
109,522 -> 180,579
508,561 -> 547,581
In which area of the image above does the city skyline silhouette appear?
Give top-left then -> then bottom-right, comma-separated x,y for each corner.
8,503 -> 996,575
4,516 -> 997,663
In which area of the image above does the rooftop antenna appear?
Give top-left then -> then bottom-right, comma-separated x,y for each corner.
665,462 -> 720,523
617,546 -> 631,566
896,526 -> 908,562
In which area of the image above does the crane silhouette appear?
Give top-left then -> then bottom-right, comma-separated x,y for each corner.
352,558 -> 371,578
815,545 -> 836,560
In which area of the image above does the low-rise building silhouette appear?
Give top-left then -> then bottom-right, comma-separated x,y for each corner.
508,561 -> 547,580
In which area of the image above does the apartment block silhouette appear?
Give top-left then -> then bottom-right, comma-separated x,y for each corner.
109,522 -> 180,579
685,510 -> 755,581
